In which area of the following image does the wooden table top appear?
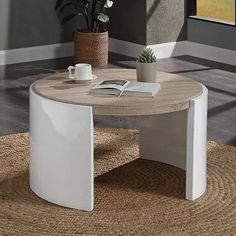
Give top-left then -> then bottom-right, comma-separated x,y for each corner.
32,68 -> 203,116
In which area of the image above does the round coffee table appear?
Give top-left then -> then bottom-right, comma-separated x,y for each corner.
30,68 -> 208,211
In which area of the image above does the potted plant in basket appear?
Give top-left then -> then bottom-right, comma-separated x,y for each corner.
55,0 -> 113,67
136,48 -> 157,83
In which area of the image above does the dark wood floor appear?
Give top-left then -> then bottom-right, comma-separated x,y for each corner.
0,54 -> 235,146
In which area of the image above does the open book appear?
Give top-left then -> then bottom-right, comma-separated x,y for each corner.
90,79 -> 160,97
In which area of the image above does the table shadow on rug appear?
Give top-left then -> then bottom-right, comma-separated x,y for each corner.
0,159 -> 186,211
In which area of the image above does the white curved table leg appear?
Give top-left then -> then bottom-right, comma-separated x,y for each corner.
186,85 -> 208,200
29,87 -> 94,211
139,85 -> 208,200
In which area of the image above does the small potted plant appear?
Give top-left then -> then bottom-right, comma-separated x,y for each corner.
55,0 -> 113,67
136,48 -> 157,83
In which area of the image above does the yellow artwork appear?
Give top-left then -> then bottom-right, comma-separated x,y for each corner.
197,0 -> 235,23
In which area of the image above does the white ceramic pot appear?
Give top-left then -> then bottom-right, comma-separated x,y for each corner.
136,61 -> 157,83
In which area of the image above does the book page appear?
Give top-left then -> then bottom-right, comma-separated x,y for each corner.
124,82 -> 160,93
92,79 -> 130,91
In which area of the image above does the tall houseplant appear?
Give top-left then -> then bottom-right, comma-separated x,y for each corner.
55,0 -> 113,66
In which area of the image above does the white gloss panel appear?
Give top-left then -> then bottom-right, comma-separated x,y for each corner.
139,110 -> 188,171
186,85 -> 208,200
140,85 -> 208,200
29,86 -> 94,211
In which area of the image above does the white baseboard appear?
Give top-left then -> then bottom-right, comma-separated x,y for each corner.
1,38 -> 236,67
148,41 -> 188,59
110,38 -> 236,66
0,42 -> 74,66
1,38 -> 183,66
109,38 -> 187,59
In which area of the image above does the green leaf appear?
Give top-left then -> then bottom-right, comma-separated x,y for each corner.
61,13 -> 78,24
138,55 -> 147,63
97,0 -> 106,5
97,13 -> 109,23
55,0 -> 65,10
58,2 -> 72,17
71,0 -> 82,10
138,47 -> 157,63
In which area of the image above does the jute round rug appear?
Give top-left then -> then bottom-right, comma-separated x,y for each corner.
0,128 -> 235,235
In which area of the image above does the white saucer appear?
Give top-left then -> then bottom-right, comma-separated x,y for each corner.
70,74 -> 97,84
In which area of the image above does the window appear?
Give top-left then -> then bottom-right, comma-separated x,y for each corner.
188,0 -> 236,25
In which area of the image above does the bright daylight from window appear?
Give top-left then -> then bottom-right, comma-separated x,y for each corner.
197,0 -> 235,24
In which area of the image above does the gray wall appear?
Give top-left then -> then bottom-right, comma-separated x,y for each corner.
108,0 -> 146,45
109,0 -> 187,45
0,0 -> 147,50
0,0 -> 187,51
0,0 -> 10,50
146,0 -> 187,45
0,0 -> 78,50
188,18 -> 236,51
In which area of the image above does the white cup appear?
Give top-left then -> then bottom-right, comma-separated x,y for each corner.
68,63 -> 92,80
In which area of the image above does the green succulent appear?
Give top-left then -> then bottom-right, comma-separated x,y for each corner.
138,48 -> 157,63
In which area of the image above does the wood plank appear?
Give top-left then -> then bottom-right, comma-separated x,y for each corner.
33,69 -> 203,116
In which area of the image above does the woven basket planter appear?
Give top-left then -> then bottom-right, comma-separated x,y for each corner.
74,30 -> 108,67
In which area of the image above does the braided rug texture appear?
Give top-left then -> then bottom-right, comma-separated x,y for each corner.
0,128 -> 236,236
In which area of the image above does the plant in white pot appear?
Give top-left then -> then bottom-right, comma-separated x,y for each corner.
136,48 -> 157,83
55,0 -> 113,67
